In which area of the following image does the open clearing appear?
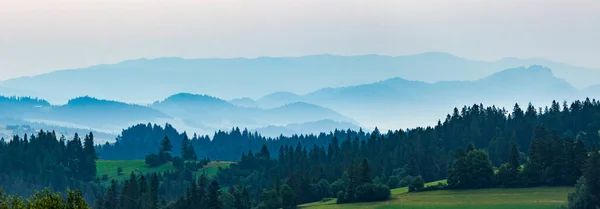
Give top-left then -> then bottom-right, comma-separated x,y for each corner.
96,160 -> 233,182
300,186 -> 572,209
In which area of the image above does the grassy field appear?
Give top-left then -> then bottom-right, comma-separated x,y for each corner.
300,185 -> 572,209
391,180 -> 447,195
96,160 -> 234,182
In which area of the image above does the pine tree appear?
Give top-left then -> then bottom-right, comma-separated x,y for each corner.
207,180 -> 223,209
160,136 -> 173,163
139,175 -> 148,206
360,159 -> 372,184
181,133 -> 197,161
498,142 -> 521,187
583,147 -> 600,208
280,184 -> 297,209
102,180 -> 119,209
547,131 -> 565,185
508,143 -> 520,171
82,132 -> 97,181
563,136 -> 578,186
259,144 -> 271,160
150,173 -> 159,209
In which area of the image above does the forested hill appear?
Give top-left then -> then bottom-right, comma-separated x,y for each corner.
214,98 -> 600,208
0,131 -> 102,201
3,98 -> 600,209
98,98 -> 600,165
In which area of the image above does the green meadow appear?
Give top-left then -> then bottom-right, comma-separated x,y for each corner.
96,160 -> 233,182
300,186 -> 572,209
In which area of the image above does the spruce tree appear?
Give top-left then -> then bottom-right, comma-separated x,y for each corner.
150,173 -> 159,209
82,132 -> 97,181
207,180 -> 223,209
583,147 -> 600,208
280,184 -> 297,209
160,136 -> 173,163
360,159 -> 372,184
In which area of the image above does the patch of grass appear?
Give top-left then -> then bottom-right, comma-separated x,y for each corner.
391,179 -> 447,195
300,187 -> 572,209
195,161 -> 234,178
97,160 -> 174,182
97,160 -> 234,182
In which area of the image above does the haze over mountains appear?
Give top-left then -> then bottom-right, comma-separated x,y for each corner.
0,53 -> 599,140
0,94 -> 358,140
233,65 -> 584,129
1,52 -> 599,104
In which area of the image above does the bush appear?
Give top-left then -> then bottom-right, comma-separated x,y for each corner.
398,175 -> 415,188
331,180 -> 346,197
117,167 -> 123,176
354,183 -> 391,202
145,154 -> 161,167
337,183 -> 391,204
315,179 -> 331,199
409,176 -> 425,192
336,191 -> 349,204
387,176 -> 400,189
172,157 -> 184,170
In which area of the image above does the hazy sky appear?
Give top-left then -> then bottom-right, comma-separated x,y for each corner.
1,0 -> 599,80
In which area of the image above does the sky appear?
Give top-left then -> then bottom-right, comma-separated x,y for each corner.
0,0 -> 599,80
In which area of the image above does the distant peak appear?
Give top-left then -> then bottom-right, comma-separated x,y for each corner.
153,93 -> 230,106
261,91 -> 301,100
163,93 -> 225,102
66,96 -> 125,106
275,102 -> 326,110
483,65 -> 557,81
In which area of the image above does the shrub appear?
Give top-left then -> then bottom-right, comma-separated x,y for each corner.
331,180 -> 346,197
145,154 -> 161,167
387,176 -> 400,189
398,176 -> 415,188
336,191 -> 349,204
172,157 -> 184,170
409,176 -> 425,192
354,183 -> 391,202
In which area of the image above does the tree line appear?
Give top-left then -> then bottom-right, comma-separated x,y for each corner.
0,130 -> 101,202
3,98 -> 600,208
212,99 -> 600,207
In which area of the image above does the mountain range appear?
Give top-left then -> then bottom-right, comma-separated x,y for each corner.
1,52 -> 599,138
150,93 -> 355,132
0,94 -> 357,139
1,52 -> 599,104
233,66 -> 586,129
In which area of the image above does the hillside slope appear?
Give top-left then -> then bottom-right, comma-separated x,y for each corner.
300,187 -> 572,209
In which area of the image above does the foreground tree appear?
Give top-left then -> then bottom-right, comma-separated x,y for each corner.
0,188 -> 89,209
448,147 -> 494,189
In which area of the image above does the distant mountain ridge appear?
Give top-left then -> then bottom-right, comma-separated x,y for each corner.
0,64 -> 597,137
150,93 -> 357,132
0,93 -> 357,138
251,66 -> 585,129
254,119 -> 362,137
1,52 -> 599,104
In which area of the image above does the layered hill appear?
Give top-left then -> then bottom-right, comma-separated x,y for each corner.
151,93 -> 356,131
1,53 -> 598,104
252,66 -> 583,129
